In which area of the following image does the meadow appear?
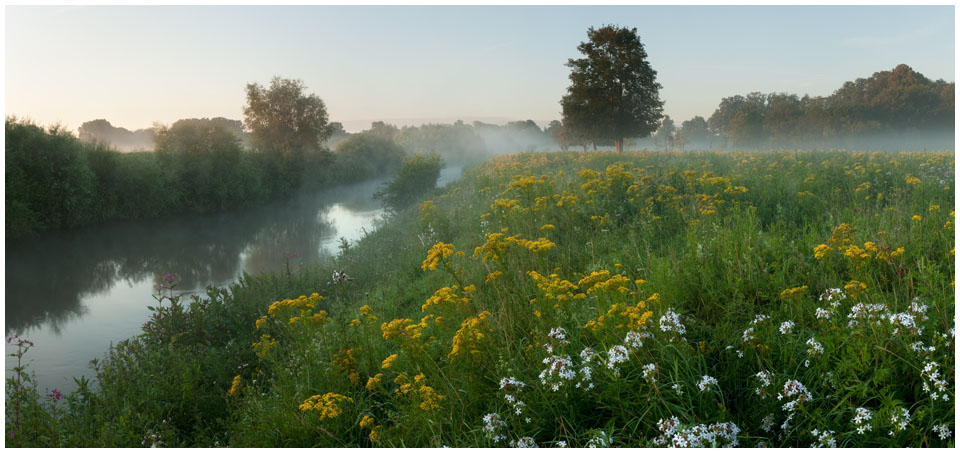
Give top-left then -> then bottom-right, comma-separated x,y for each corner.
6,148 -> 954,447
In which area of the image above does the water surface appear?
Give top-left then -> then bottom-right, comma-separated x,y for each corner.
5,169 -> 461,394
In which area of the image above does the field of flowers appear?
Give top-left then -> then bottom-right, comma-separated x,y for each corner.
223,149 -> 954,447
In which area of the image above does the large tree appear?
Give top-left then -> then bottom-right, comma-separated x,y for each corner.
561,25 -> 664,153
243,77 -> 330,156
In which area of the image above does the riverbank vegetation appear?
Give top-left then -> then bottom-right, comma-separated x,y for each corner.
5,78 -> 423,239
6,148 -> 953,447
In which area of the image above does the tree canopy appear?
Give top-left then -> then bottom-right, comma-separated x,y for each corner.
561,25 -> 664,153
243,77 -> 330,155
705,64 -> 954,148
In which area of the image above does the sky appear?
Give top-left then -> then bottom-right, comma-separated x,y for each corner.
5,5 -> 956,133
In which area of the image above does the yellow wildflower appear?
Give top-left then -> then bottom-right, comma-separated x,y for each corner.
421,286 -> 470,312
422,242 -> 454,272
366,373 -> 384,391
394,373 -> 445,411
381,354 -> 398,369
449,311 -> 491,361
813,244 -> 833,260
299,393 -> 353,419
827,223 -> 856,247
252,334 -> 278,358
227,375 -> 242,397
780,286 -> 809,301
360,415 -> 376,429
844,280 -> 868,299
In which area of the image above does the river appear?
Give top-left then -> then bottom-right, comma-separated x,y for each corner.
4,167 -> 462,394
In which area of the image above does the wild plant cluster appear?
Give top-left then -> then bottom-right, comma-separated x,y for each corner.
229,150 -> 954,447
6,149 -> 954,447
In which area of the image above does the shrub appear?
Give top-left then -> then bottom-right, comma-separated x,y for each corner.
332,133 -> 406,183
373,152 -> 444,212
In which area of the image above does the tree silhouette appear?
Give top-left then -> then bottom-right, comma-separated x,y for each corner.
561,25 -> 664,153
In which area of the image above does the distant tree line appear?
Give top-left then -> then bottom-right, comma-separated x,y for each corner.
77,119 -> 157,151
325,118 -> 556,169
646,64 -> 955,151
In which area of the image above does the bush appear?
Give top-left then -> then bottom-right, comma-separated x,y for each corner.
332,133 -> 406,183
373,152 -> 445,212
5,119 -> 99,234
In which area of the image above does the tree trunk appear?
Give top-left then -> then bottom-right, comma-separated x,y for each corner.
593,142 -> 597,151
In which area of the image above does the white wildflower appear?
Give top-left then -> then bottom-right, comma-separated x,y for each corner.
779,321 -> 795,335
815,307 -> 831,320
499,377 -> 527,416
910,341 -> 935,354
778,380 -> 813,415
586,430 -> 611,448
624,331 -> 644,349
580,347 -> 597,363
659,309 -> 686,337
606,345 -> 629,375
654,419 -> 740,448
548,327 -> 567,340
642,363 -> 657,383
539,355 -> 576,391
889,407 -> 910,435
512,437 -> 538,448
921,361 -> 949,402
482,413 -> 506,443
760,414 -> 776,433
698,375 -> 718,392
933,424 -> 952,440
847,303 -> 889,328
806,337 -> 823,354
819,288 -> 846,307
810,429 -> 837,448
755,371 -> 773,399
851,407 -> 873,434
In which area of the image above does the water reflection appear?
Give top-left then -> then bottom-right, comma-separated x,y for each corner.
5,178 -> 386,336
5,168 -> 463,392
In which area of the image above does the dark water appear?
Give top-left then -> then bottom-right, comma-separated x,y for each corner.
4,167 -> 462,394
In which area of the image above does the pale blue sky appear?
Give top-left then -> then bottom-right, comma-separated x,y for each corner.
5,5 -> 955,133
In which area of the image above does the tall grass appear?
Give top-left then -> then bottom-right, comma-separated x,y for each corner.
6,149 -> 954,447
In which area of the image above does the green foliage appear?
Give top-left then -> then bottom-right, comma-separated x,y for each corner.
4,115 -> 384,238
373,153 -> 445,213
5,119 -> 99,235
332,132 -> 406,182
706,64 -> 955,149
6,149 -> 954,447
561,25 -> 665,152
243,77 -> 331,156
154,118 -> 266,211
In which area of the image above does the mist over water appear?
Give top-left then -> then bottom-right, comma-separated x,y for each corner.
4,177 -> 395,393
